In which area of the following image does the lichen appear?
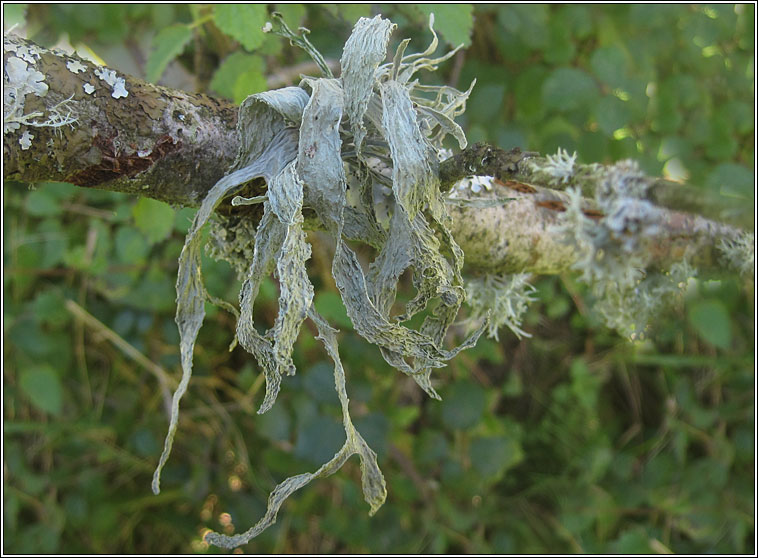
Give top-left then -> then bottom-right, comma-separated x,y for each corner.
439,147 -> 496,194
4,45 -> 79,136
19,129 -> 33,149
552,159 -> 698,338
718,230 -> 755,277
94,67 -> 128,98
4,54 -> 48,134
66,59 -> 86,74
464,273 -> 536,340
534,147 -> 577,185
152,15 -> 484,548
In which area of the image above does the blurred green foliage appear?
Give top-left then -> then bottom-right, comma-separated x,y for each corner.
3,3 -> 754,554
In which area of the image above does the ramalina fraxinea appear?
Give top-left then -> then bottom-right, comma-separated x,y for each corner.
151,14 -> 486,548
147,13 -> 754,549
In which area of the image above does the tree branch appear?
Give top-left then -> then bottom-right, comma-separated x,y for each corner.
439,143 -> 753,231
4,34 -> 239,207
4,35 -> 750,276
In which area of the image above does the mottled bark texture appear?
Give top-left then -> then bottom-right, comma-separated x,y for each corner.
4,35 -> 239,207
4,35 -> 750,275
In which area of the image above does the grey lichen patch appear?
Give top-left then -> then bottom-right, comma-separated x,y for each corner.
533,147 -> 577,185
4,54 -> 48,134
552,176 -> 696,338
153,15 -> 484,548
593,260 -> 696,340
4,36 -> 43,63
4,44 -> 81,138
446,184 -> 576,275
718,230 -> 755,277
465,273 -> 536,340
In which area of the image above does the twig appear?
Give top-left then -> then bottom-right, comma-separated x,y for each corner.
266,59 -> 340,89
64,299 -> 177,404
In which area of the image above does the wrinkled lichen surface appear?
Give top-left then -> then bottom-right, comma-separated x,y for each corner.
152,15 -> 486,548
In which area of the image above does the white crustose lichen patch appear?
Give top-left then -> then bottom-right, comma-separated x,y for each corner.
19,129 -> 34,149
83,83 -> 95,94
66,59 -> 86,74
9,42 -> 42,64
4,41 -> 79,135
94,67 -> 128,98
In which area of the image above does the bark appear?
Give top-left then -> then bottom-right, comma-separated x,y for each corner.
3,35 -> 750,276
4,34 -> 239,207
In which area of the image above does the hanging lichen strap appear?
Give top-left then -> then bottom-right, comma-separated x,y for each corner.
152,86 -> 310,495
235,160 -> 315,415
340,14 -> 395,158
160,14 -> 495,547
205,309 -> 386,549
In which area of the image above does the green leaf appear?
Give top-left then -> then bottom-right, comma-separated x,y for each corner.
25,189 -> 61,217
441,381 -> 486,430
466,83 -> 506,124
37,219 -> 68,269
38,181 -> 77,201
415,4 -> 474,47
497,5 -> 548,50
544,17 -> 575,65
303,362 -> 340,404
590,45 -> 628,89
213,4 -> 268,51
256,401 -> 292,443
610,526 -> 654,554
542,67 -> 599,112
210,52 -> 265,101
174,207 -> 197,234
293,414 -> 344,465
275,3 -> 306,27
19,365 -> 63,416
132,198 -> 175,244
337,4 -> 371,23
233,68 -> 268,104
688,299 -> 732,349
115,226 -> 149,264
145,24 -> 193,83
705,163 -> 754,200
594,95 -> 631,136
513,65 -> 549,124
31,289 -> 70,327
314,290 -> 352,329
470,435 -> 523,480
3,4 -> 27,28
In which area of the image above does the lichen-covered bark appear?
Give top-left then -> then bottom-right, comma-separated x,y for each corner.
3,35 -> 239,207
439,142 -> 753,231
446,182 -> 745,275
3,35 -> 747,275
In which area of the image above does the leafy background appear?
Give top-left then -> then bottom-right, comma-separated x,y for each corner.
3,3 -> 754,554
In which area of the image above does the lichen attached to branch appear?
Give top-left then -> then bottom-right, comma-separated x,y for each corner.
152,14 -> 486,548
